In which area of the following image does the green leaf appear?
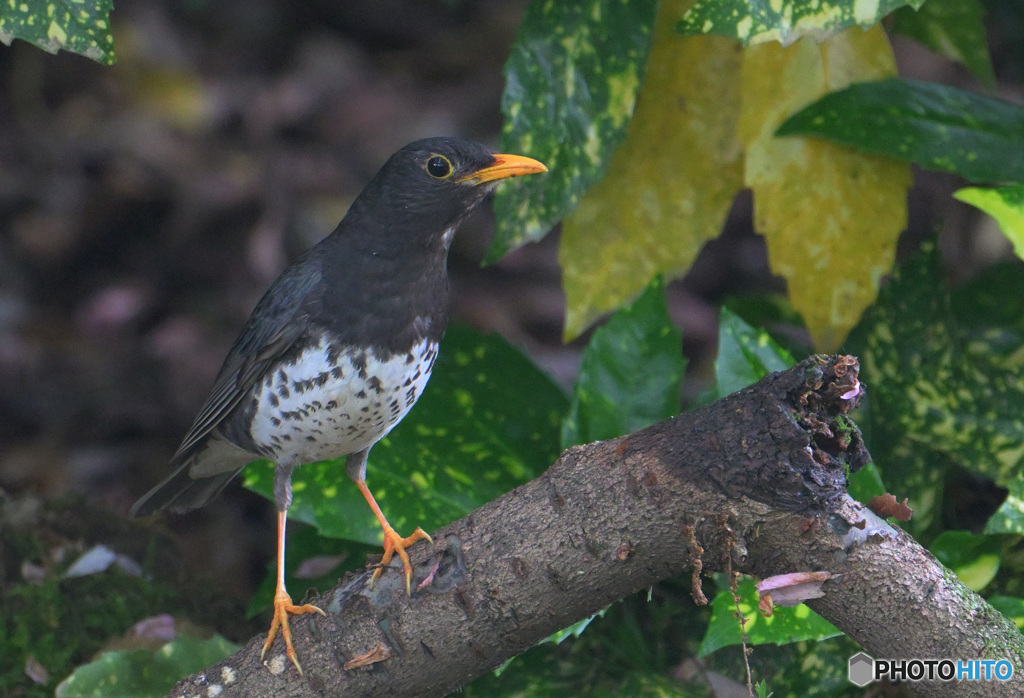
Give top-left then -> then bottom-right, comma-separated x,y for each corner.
988,595 -> 1024,629
846,462 -> 886,504
55,635 -> 239,698
777,78 -> 1024,184
245,325 -> 568,545
490,0 -> 657,262
715,308 -> 794,398
723,295 -> 812,356
0,0 -> 115,65
890,0 -> 994,86
678,0 -> 924,46
929,531 -> 1003,591
561,277 -> 684,448
954,185 -> 1024,261
699,579 -> 840,657
845,246 -> 1024,535
543,611 -> 605,647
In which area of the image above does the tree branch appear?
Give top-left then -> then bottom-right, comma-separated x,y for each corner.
172,356 -> 1024,697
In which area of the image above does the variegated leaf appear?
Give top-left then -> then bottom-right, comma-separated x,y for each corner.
490,0 -> 657,262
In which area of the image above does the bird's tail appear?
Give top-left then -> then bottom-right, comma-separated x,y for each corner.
130,435 -> 259,516
130,463 -> 244,516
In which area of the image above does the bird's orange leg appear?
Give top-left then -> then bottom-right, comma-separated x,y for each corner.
260,510 -> 325,674
355,478 -> 432,594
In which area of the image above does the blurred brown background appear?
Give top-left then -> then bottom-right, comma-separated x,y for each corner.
1,0 -> 1020,605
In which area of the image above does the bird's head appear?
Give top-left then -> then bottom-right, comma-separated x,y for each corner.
346,137 -> 547,253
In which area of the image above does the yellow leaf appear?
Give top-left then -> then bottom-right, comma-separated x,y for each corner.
741,25 -> 912,351
559,0 -> 744,340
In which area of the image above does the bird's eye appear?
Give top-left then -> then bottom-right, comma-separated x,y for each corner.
426,155 -> 453,179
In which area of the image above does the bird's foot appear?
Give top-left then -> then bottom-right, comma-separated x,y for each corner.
260,586 -> 326,675
370,525 -> 433,594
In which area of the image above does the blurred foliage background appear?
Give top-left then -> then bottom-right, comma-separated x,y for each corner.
2,0 -> 1024,696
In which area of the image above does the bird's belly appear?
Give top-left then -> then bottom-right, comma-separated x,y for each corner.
248,337 -> 438,466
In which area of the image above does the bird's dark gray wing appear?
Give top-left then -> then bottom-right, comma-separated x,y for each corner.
172,259 -> 326,463
130,258 -> 325,517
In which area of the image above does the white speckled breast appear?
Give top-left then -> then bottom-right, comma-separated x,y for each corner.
249,336 -> 438,466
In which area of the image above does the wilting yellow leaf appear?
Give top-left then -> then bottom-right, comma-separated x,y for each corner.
741,25 -> 911,351
559,0 -> 744,340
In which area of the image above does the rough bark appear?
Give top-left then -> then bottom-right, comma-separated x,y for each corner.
171,356 -> 1024,697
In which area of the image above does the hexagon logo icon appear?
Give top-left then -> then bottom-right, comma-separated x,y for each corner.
849,652 -> 875,687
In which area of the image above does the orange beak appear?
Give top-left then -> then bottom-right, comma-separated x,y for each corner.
457,153 -> 548,185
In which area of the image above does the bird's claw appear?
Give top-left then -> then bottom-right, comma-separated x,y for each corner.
370,526 -> 433,594
261,587 -> 326,675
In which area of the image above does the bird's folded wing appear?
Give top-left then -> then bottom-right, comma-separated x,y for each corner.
170,260 -> 326,465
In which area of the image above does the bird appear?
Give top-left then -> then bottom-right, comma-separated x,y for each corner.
130,137 -> 547,674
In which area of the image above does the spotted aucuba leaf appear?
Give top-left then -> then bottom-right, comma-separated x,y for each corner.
742,26 -> 910,351
845,246 -> 1024,536
245,325 -> 568,545
949,261 -> 1024,536
678,0 -> 924,46
489,0 -> 657,262
0,0 -> 115,65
